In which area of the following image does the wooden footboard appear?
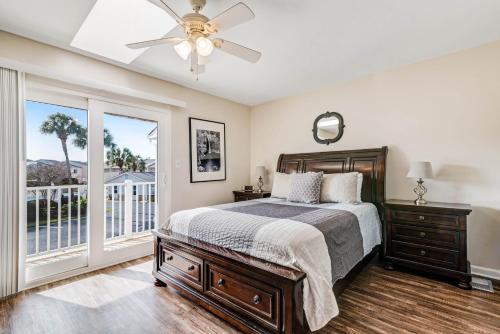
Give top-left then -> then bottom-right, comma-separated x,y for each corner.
153,229 -> 309,334
153,229 -> 380,333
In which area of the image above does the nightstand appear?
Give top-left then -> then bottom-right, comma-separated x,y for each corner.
383,199 -> 472,289
233,190 -> 271,202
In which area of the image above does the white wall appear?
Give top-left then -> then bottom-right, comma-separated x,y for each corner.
250,41 -> 500,273
0,30 -> 251,213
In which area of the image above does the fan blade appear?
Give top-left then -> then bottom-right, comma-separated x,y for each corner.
213,39 -> 261,63
148,0 -> 184,24
166,24 -> 185,37
127,37 -> 185,49
206,2 -> 255,33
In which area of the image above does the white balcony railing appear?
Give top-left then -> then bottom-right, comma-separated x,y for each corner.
26,180 -> 156,258
104,180 -> 156,241
26,185 -> 88,257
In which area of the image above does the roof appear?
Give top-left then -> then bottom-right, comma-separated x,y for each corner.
31,159 -> 87,168
104,172 -> 155,184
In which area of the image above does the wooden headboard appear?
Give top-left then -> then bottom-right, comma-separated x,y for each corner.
277,146 -> 388,214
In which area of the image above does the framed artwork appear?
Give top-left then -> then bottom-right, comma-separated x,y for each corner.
189,117 -> 226,183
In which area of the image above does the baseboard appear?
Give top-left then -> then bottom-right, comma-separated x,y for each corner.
471,265 -> 500,281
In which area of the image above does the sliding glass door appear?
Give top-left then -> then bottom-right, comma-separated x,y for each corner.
22,87 -> 169,286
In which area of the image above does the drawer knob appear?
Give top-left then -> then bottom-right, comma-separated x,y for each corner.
253,295 -> 262,305
187,265 -> 195,271
420,250 -> 426,256
217,278 -> 225,287
419,231 -> 426,237
419,215 -> 425,221
166,256 -> 173,261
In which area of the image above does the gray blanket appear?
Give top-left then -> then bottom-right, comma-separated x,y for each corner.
174,200 -> 364,284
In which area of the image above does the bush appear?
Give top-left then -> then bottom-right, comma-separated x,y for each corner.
26,196 -> 87,225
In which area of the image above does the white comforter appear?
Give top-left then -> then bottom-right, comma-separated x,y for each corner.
163,198 -> 382,330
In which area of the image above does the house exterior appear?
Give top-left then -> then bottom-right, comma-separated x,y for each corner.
27,159 -> 88,184
104,172 -> 155,184
144,159 -> 156,172
104,171 -> 156,201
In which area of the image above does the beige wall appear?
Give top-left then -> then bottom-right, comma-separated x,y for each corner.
0,31 -> 251,212
2,30 -> 499,273
251,41 -> 500,272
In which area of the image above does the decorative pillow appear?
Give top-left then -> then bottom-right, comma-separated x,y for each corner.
320,172 -> 359,203
271,172 -> 291,199
287,172 -> 324,204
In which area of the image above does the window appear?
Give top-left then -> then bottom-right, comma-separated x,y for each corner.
24,99 -> 89,282
104,113 -> 158,240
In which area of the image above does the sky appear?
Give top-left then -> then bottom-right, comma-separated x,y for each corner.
26,100 -> 157,162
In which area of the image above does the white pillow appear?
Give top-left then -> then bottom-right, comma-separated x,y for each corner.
320,172 -> 359,203
271,172 -> 291,199
357,172 -> 363,202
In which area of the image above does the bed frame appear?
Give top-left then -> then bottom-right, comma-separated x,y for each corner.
153,147 -> 388,334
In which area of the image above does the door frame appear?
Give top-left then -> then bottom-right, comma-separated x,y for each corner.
19,85 -> 172,290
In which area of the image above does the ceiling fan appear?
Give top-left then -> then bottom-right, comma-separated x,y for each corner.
127,0 -> 262,77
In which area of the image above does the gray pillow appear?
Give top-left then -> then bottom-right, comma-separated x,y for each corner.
287,172 -> 324,204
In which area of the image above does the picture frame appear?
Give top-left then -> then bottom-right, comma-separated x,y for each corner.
189,117 -> 226,183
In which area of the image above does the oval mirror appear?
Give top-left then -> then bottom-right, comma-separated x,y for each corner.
312,111 -> 345,145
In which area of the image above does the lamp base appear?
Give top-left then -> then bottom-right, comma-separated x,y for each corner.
257,176 -> 264,193
414,198 -> 427,205
413,178 -> 428,206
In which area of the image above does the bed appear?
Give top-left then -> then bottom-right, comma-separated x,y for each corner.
152,147 -> 388,334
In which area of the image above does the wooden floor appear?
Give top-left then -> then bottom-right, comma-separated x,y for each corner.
1,257 -> 499,334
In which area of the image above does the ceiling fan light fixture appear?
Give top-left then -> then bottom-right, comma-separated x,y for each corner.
174,40 -> 192,60
128,0 -> 261,76
196,37 -> 214,56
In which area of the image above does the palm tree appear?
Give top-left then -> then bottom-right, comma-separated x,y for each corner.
124,152 -> 136,172
73,128 -> 115,149
40,113 -> 81,184
137,156 -> 146,172
106,147 -> 132,173
128,155 -> 147,172
128,155 -> 139,172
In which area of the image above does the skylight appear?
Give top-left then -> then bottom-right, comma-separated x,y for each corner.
71,0 -> 177,64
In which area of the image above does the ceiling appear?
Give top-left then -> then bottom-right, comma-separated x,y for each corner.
1,0 -> 500,106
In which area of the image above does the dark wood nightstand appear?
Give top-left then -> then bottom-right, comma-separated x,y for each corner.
383,199 -> 472,289
233,190 -> 271,202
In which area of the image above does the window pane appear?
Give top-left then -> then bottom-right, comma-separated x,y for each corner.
103,113 -> 157,241
25,100 -> 88,256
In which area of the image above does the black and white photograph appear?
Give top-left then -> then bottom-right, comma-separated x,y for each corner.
189,118 -> 226,182
196,129 -> 221,172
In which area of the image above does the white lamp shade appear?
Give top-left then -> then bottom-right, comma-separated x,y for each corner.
196,37 -> 214,57
407,161 -> 433,179
174,41 -> 192,60
255,166 -> 266,180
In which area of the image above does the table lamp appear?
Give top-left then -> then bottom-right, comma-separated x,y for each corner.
255,166 -> 266,193
407,161 -> 433,205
